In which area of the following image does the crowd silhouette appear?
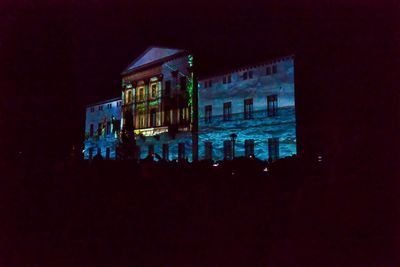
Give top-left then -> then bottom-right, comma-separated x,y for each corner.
1,154 -> 397,267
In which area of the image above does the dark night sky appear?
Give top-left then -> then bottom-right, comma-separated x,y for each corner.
0,0 -> 398,165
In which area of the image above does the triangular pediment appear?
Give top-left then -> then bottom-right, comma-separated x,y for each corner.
122,46 -> 186,74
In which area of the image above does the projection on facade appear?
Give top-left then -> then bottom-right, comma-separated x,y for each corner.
84,98 -> 122,160
84,47 -> 296,161
198,56 -> 296,161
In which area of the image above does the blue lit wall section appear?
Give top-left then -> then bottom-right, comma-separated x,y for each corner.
135,133 -> 193,161
84,98 -> 122,160
198,56 -> 296,161
84,48 -> 296,162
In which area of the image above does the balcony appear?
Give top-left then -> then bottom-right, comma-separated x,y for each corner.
134,126 -> 169,137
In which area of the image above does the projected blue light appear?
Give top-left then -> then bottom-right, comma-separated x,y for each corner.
84,46 -> 296,162
198,57 -> 296,161
84,98 -> 122,160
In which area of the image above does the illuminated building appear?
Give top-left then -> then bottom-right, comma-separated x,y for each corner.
198,56 -> 296,160
84,47 -> 296,161
120,47 -> 196,161
84,98 -> 122,160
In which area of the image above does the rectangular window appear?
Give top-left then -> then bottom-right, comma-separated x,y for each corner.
223,75 -> 231,84
165,80 -> 171,96
223,140 -> 232,160
99,105 -> 103,111
164,109 -> 170,126
150,109 -> 157,127
204,80 -> 213,88
89,124 -> 94,137
244,139 -> 255,157
268,138 -> 280,161
267,95 -> 278,116
127,90 -> 132,103
97,123 -> 102,136
162,144 -> 169,160
266,66 -> 271,75
180,77 -> 187,91
178,143 -> 185,161
205,105 -> 212,123
249,70 -> 253,79
138,87 -> 144,101
106,122 -> 111,135
179,108 -> 185,124
148,144 -> 154,156
272,65 -> 277,74
106,147 -> 110,160
89,147 -> 93,160
90,107 -> 94,112
244,98 -> 253,119
113,119 -> 120,133
97,147 -> 101,157
223,102 -> 232,121
107,103 -> 112,109
170,109 -> 177,125
139,111 -> 146,128
243,72 -> 248,80
204,141 -> 213,160
151,84 -> 157,98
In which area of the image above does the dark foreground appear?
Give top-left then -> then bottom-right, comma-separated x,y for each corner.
1,156 -> 398,267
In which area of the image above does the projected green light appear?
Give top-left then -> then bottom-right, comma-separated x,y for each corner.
187,74 -> 194,121
188,74 -> 193,107
136,102 -> 145,110
187,55 -> 194,119
149,99 -> 159,106
188,55 -> 193,68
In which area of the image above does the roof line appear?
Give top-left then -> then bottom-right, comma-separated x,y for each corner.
121,51 -> 188,76
86,97 -> 121,108
121,46 -> 188,75
198,54 -> 295,80
121,46 -> 153,74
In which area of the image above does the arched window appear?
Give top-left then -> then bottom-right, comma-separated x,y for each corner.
138,87 -> 144,101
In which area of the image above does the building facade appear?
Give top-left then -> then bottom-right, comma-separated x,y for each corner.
84,98 -> 122,160
84,47 -> 296,161
198,56 -> 296,161
120,47 -> 195,161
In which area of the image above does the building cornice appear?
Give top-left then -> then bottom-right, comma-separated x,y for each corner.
198,54 -> 295,81
121,51 -> 189,76
86,97 -> 121,108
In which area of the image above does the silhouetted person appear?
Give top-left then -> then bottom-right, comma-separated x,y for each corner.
93,152 -> 103,161
154,153 -> 162,161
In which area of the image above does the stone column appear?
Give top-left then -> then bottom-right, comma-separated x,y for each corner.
191,68 -> 199,162
144,78 -> 149,129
